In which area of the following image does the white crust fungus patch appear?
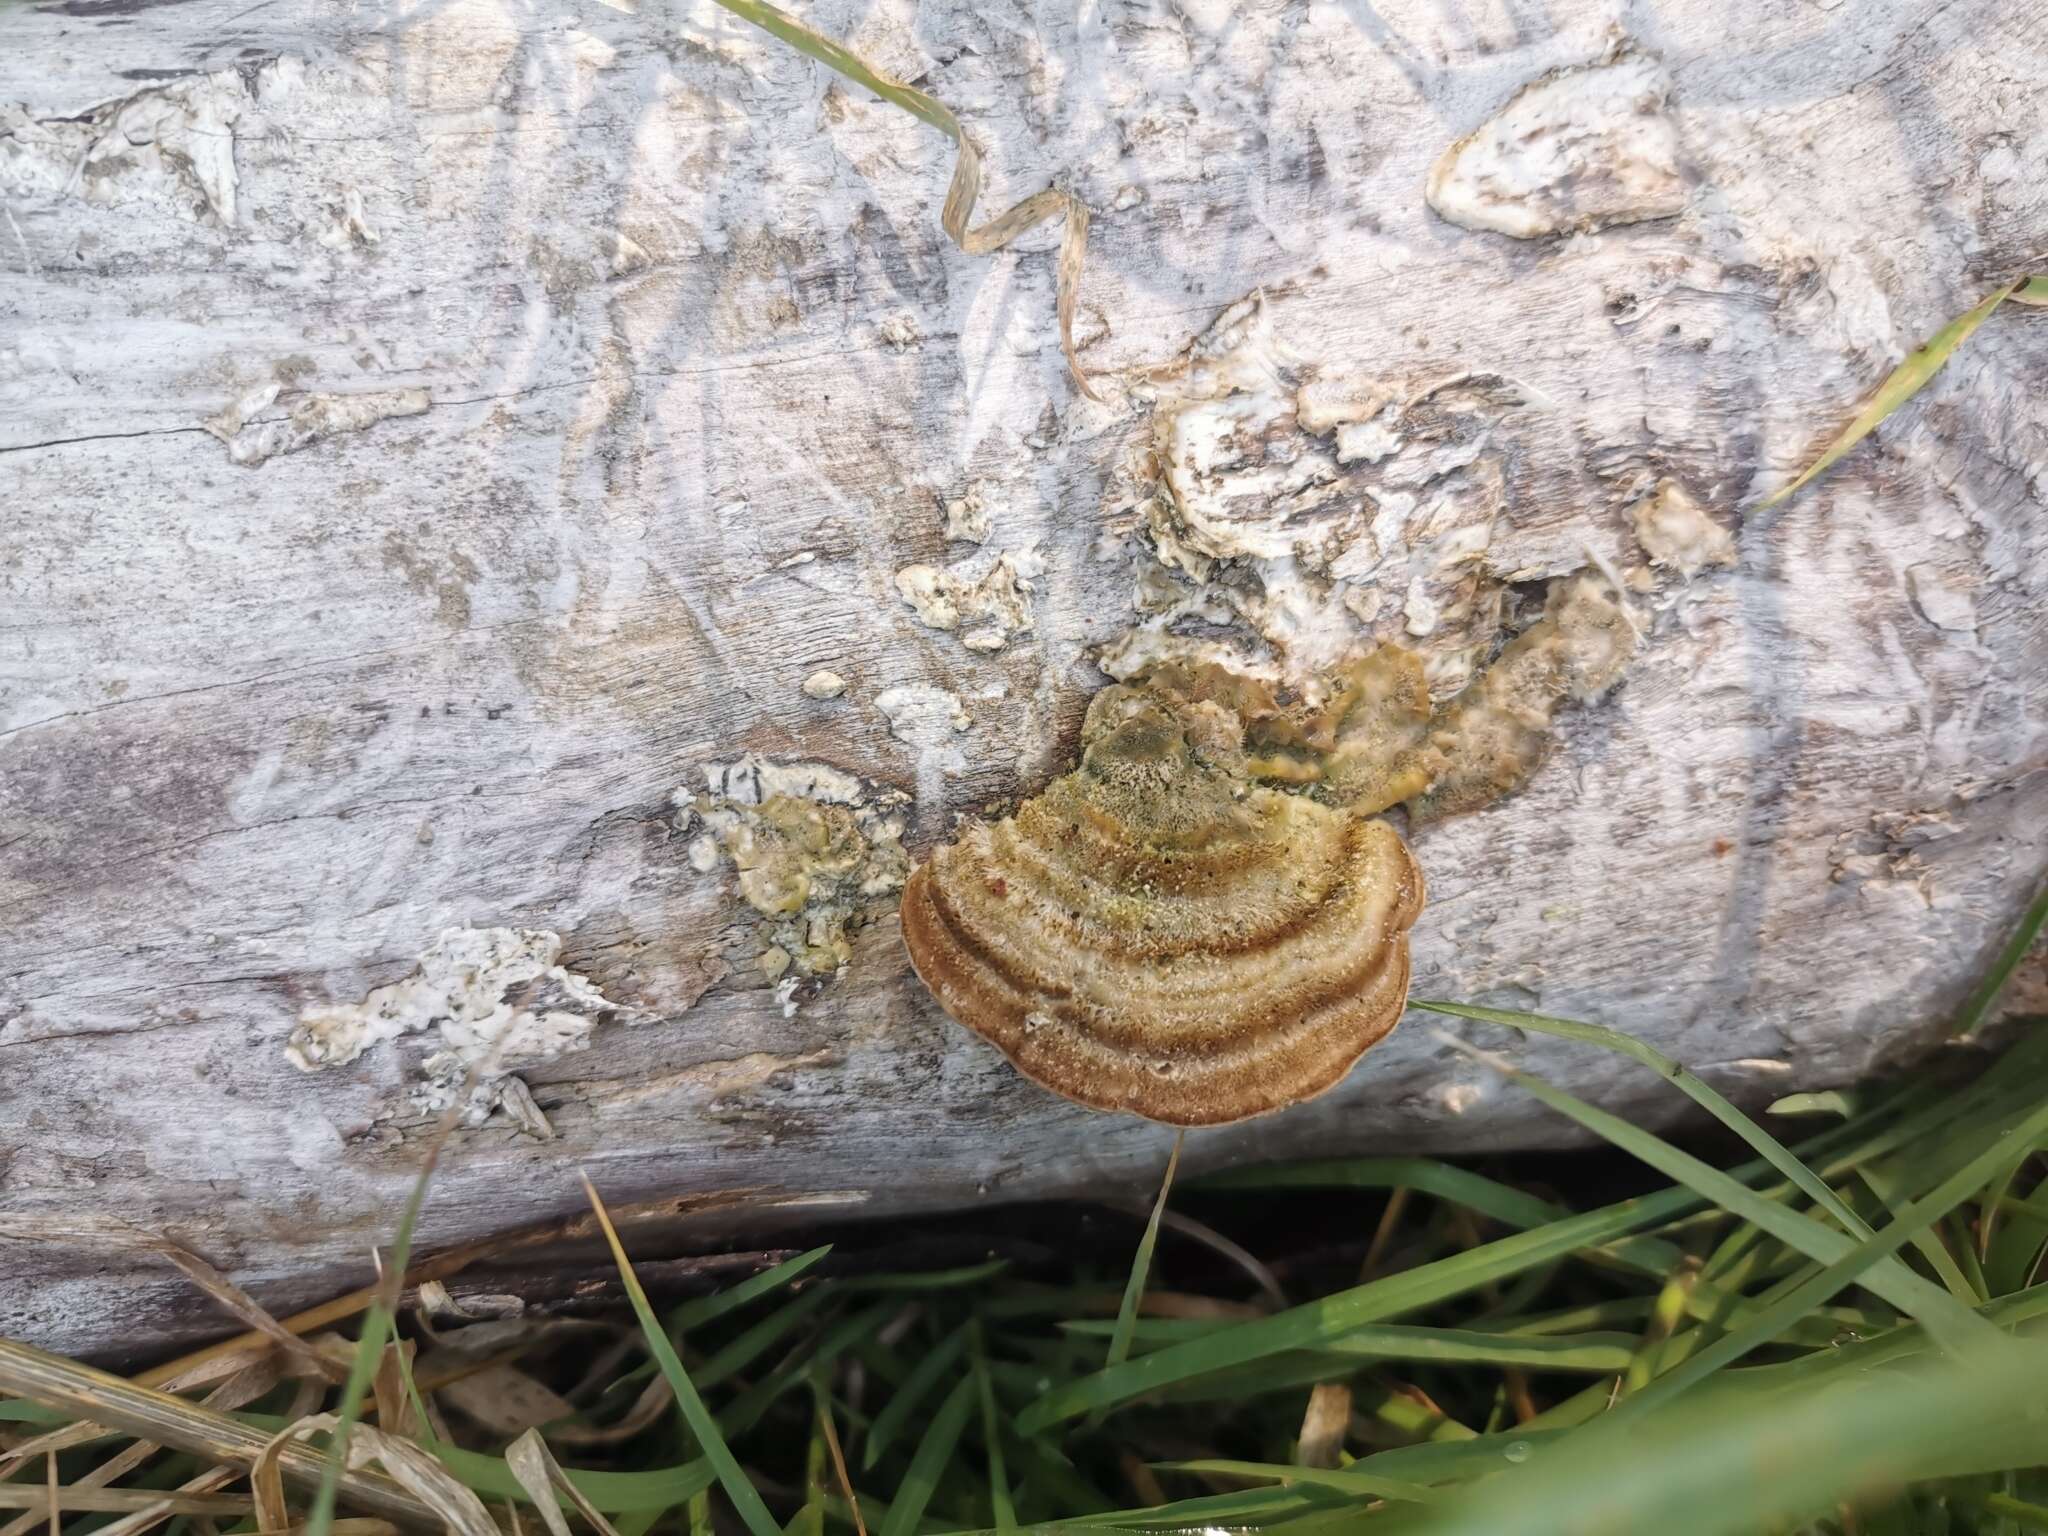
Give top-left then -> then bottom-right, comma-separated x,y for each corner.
1107,293 -> 1553,700
1631,479 -> 1737,578
204,386 -> 431,467
943,483 -> 993,544
1426,45 -> 1686,240
287,927 -> 625,1135
894,547 -> 1042,652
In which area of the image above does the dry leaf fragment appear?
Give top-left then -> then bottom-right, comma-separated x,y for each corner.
435,1363 -> 575,1439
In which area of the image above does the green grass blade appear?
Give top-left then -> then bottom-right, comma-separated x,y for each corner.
1052,1484 -> 1328,1528
968,1326 -> 1015,1534
1855,1165 -> 1982,1303
670,1247 -> 832,1333
877,1375 -> 975,1536
843,1261 -> 1009,1293
1104,1133 -> 1184,1379
1060,1319 -> 1633,1373
1017,1181 -> 1709,1432
862,1323 -> 970,1471
303,1119 -> 445,1536
1612,1093 -> 2048,1420
1362,1336 -> 2048,1536
1759,276 -> 2026,509
694,1289 -> 832,1392
718,1303 -> 896,1444
1190,1157 -> 1567,1229
424,1441 -> 714,1514
1981,1493 -> 2048,1533
580,1175 -> 782,1536
1432,1030 -> 1998,1351
1953,874 -> 2048,1037
1415,1001 -> 1873,1238
1149,1459 -> 1441,1504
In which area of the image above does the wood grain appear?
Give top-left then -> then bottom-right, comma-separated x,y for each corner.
1,0 -> 2043,1357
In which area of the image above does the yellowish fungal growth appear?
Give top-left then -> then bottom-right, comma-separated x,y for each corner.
1409,573 -> 1639,821
900,568 -> 1639,1119
682,759 -> 910,986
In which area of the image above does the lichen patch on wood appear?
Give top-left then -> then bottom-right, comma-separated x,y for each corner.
1631,479 -> 1737,579
204,387 -> 431,467
1426,44 -> 1686,239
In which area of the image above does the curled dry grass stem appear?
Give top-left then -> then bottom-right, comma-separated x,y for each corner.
704,0 -> 1098,398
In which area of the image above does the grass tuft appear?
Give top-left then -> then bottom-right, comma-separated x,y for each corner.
2,998 -> 2042,1536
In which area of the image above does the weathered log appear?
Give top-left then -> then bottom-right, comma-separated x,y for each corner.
1,0 -> 2043,1358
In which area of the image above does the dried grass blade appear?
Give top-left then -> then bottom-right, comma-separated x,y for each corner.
0,1360 -> 295,1536
1296,1383 -> 1352,1470
1759,277 -> 2025,508
706,0 -> 1098,398
0,1489 -> 253,1518
370,1342 -> 420,1441
88,1466 -> 241,1536
505,1431 -> 576,1536
153,1243 -> 347,1383
306,1417 -> 498,1536
546,1373 -> 667,1449
0,1340 -> 433,1529
509,1433 -> 618,1536
814,1381 -> 865,1536
253,1416 -> 307,1534
0,1421 -> 110,1480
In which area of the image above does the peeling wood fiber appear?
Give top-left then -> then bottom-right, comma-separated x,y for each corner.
1,0 -> 2045,1357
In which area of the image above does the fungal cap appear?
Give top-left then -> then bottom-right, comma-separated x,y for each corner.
900,699 -> 1425,1125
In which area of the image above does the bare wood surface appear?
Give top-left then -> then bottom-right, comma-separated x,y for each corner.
1,0 -> 2043,1357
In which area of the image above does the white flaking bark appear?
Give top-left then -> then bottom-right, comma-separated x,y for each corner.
1,0 -> 2045,1358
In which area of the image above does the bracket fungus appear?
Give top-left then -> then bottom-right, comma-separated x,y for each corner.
900,682 -> 1425,1125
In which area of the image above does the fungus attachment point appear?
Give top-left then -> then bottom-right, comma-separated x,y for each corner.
900,687 -> 1425,1125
